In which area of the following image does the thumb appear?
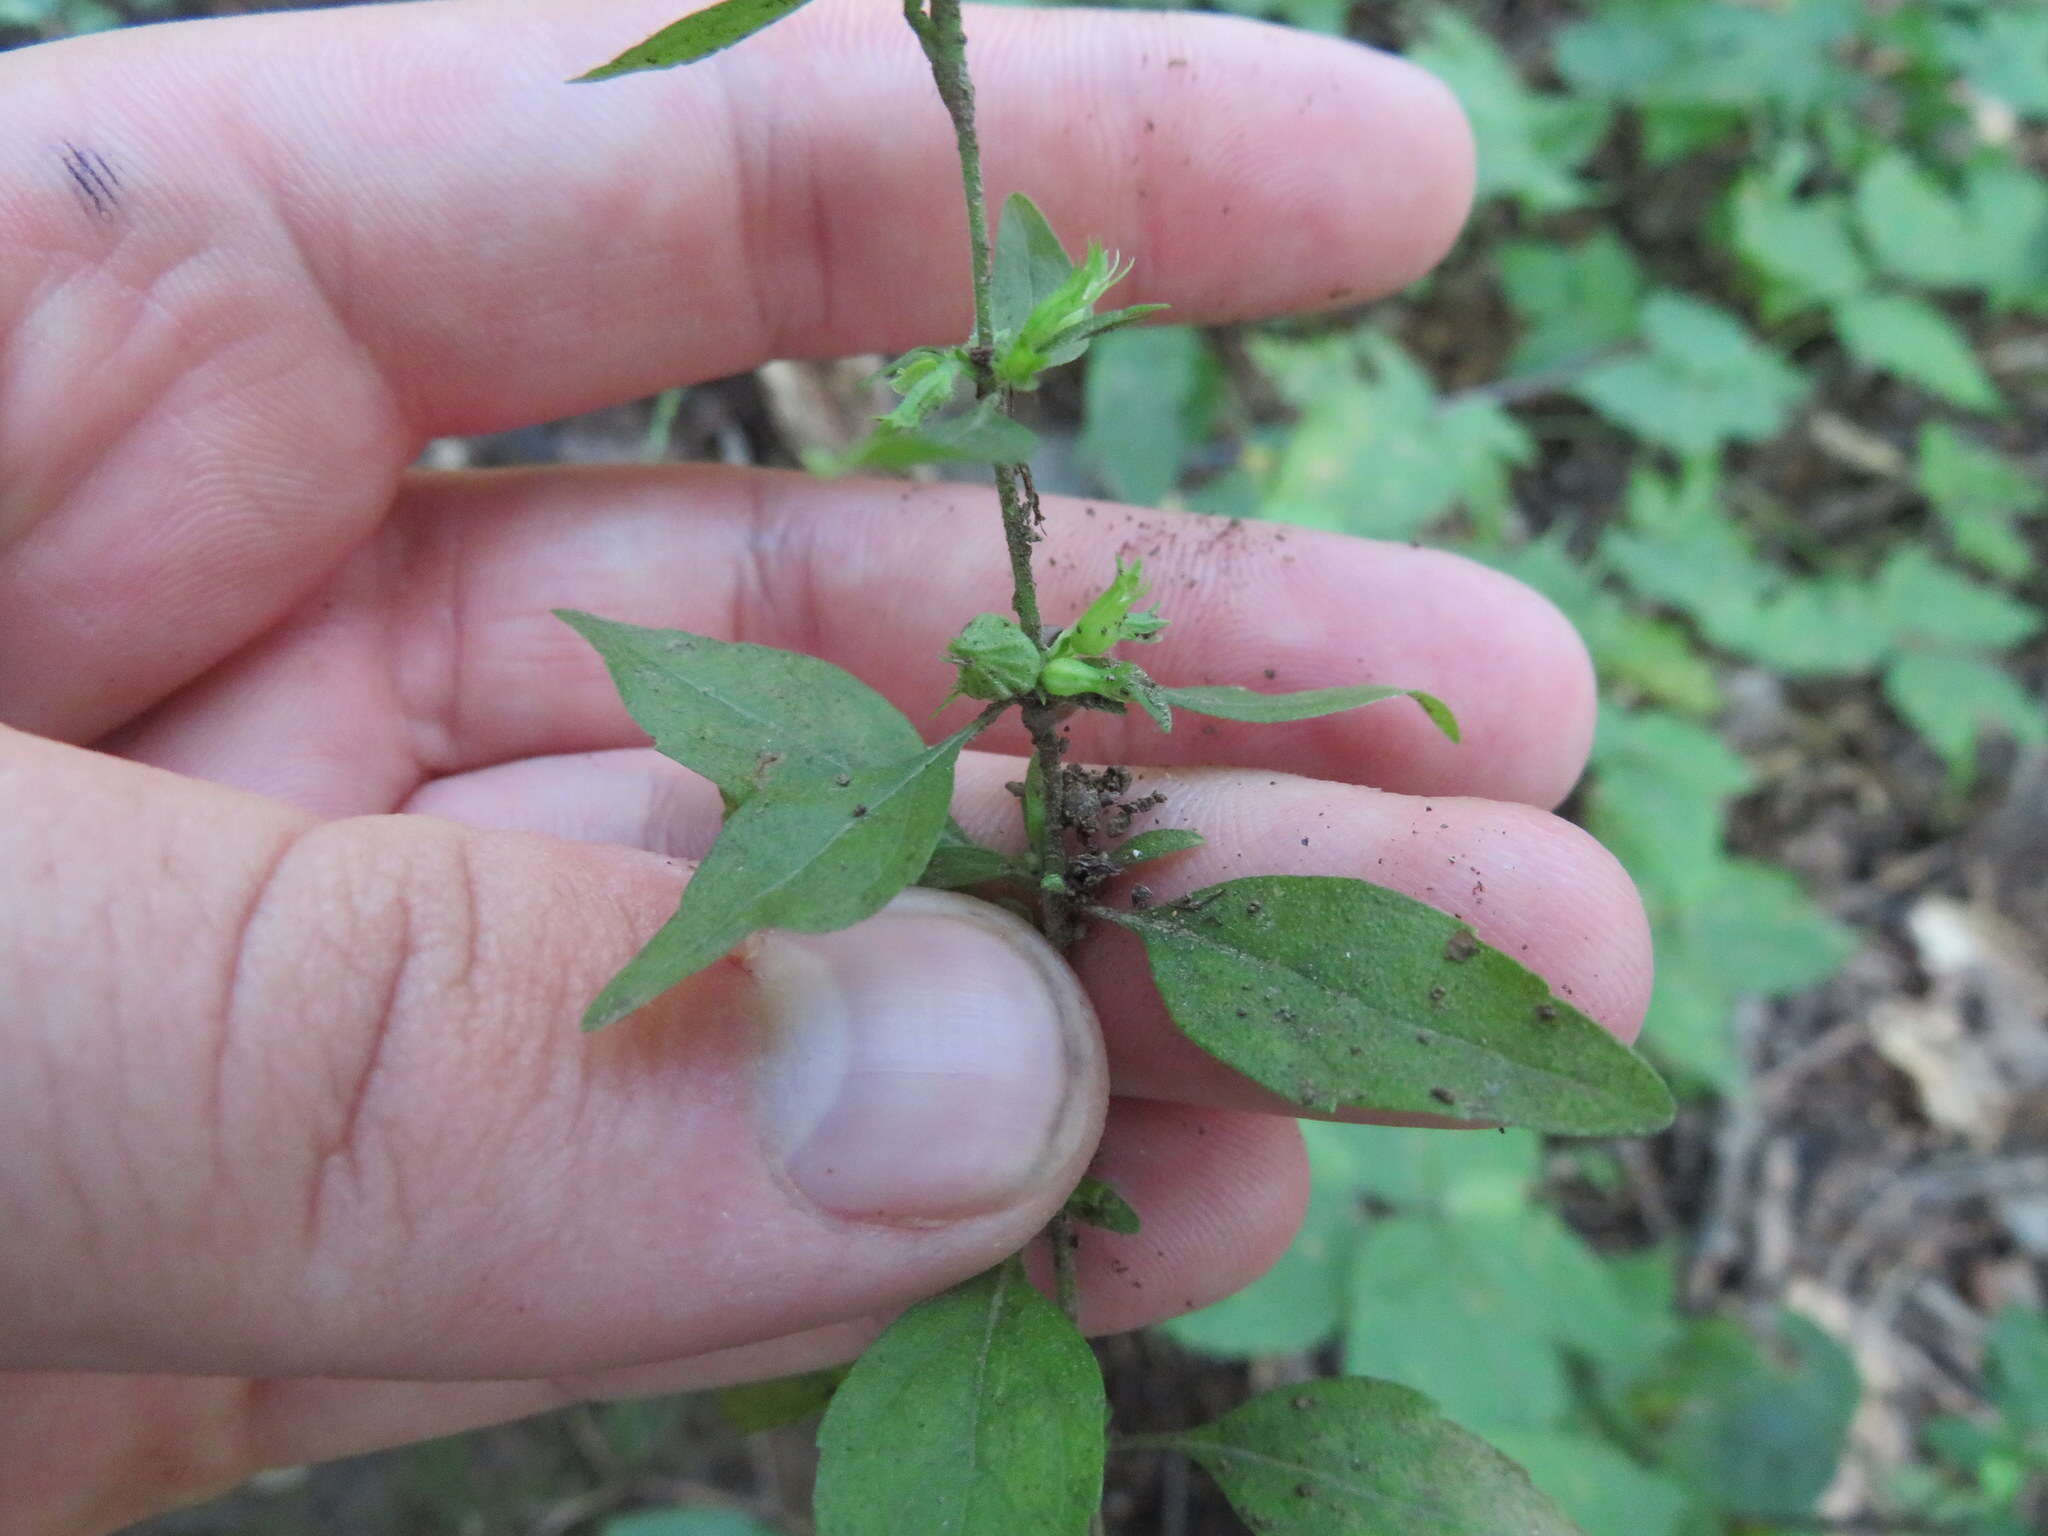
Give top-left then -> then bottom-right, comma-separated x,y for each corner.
0,727 -> 1105,1379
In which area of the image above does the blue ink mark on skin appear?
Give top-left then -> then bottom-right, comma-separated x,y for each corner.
60,142 -> 120,218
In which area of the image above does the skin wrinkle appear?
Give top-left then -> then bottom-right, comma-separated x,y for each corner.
211,818 -> 303,1213
301,845 -> 412,1275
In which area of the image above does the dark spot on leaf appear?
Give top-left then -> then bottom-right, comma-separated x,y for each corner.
1444,928 -> 1480,963
1245,901 -> 1262,915
851,804 -> 868,818
1263,667 -> 1276,680
1295,1483 -> 1315,1498
1429,984 -> 1447,1006
833,773 -> 852,787
1536,1003 -> 1558,1022
1431,1087 -> 1455,1106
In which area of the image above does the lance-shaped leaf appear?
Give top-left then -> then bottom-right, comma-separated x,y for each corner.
814,1261 -> 1105,1536
1111,876 -> 1673,1135
809,399 -> 1037,476
1164,683 -> 1460,741
918,833 -> 1023,891
1113,828 -> 1206,869
564,610 -> 985,885
1146,1377 -> 1583,1536
1062,1175 -> 1141,1235
583,731 -> 970,1030
574,0 -> 821,81
992,192 -> 1077,336
557,611 -> 920,805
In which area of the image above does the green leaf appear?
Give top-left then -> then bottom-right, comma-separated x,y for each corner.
918,834 -> 1021,892
1413,9 -> 1609,213
1555,0 -> 1860,116
1855,152 -> 1977,290
881,346 -> 972,431
1343,1123 -> 1540,1218
814,1262 -> 1104,1536
1081,326 -> 1218,505
574,0 -> 820,81
1161,1377 -> 1585,1535
1832,292 -> 2001,413
1033,300 -> 1167,372
602,1511 -> 777,1536
1629,1313 -> 1857,1518
1939,11 -> 2048,119
1917,422 -> 2046,580
1884,650 -> 2048,785
1111,875 -> 1674,1135
583,732 -> 970,1030
716,1367 -> 847,1434
1576,292 -> 1807,456
813,398 -> 1036,475
1113,827 -> 1206,868
1118,663 -> 1174,733
1480,536 -> 1720,716
1986,1305 -> 2048,1433
1342,1208 -> 1627,1433
1498,232 -> 1647,373
1587,708 -> 1751,909
1682,859 -> 1854,997
1872,549 -> 2040,651
1960,158 -> 2048,315
1255,333 -> 1532,541
1705,579 -> 1898,677
1484,1432 -> 1692,1536
1162,684 -> 1458,740
595,1395 -> 684,1464
1729,181 -> 1866,307
556,611 -> 919,805
991,192 -> 1074,338
1062,1175 -> 1140,1235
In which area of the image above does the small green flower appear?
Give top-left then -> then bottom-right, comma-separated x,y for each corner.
1051,556 -> 1167,660
1040,654 -> 1117,698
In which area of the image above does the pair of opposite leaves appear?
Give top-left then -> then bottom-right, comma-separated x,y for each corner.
561,611 -> 1672,1139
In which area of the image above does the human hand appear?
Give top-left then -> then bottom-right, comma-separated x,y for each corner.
0,1 -> 1651,1529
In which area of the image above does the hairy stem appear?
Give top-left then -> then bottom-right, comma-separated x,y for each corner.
909,0 -> 1071,945
911,0 -> 993,350
909,1 -> 1092,1366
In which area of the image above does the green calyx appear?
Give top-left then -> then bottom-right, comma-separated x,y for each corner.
941,560 -> 1172,710
946,613 -> 1043,701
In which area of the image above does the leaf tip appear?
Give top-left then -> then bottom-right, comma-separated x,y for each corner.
1411,690 -> 1461,742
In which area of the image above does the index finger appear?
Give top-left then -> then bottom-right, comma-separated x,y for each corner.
7,0 -> 1473,437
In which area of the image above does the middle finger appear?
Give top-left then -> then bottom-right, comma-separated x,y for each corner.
115,466 -> 1598,816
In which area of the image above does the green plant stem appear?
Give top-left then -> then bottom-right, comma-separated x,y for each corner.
1048,1209 -> 1081,1318
909,0 -> 1072,947
909,0 -> 992,351
909,0 -> 1095,1391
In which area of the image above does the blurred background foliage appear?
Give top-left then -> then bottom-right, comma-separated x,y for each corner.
17,0 -> 2043,1533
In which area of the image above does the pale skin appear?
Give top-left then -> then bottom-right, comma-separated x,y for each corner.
0,1 -> 1655,1530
